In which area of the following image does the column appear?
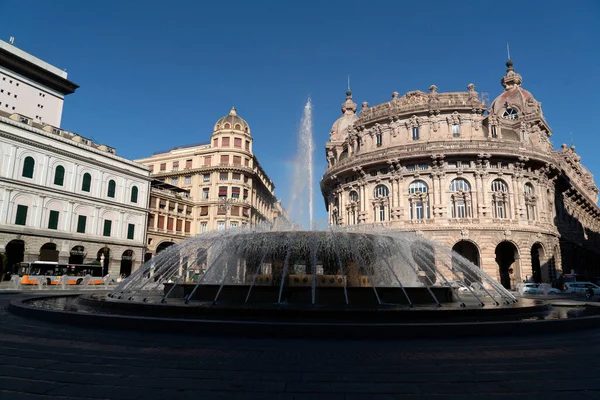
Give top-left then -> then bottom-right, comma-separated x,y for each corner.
65,201 -> 75,231
38,196 -> 47,228
512,177 -> 520,220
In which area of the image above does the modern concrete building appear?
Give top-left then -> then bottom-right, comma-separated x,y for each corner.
321,60 -> 600,289
137,107 -> 287,258
0,39 -> 151,279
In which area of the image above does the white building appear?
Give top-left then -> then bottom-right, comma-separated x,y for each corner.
0,39 -> 78,128
0,39 -> 150,279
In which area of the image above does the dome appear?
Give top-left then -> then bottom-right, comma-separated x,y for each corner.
214,107 -> 251,135
329,90 -> 358,142
489,60 -> 543,118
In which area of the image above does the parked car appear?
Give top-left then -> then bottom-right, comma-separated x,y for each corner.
563,282 -> 600,298
519,283 -> 561,295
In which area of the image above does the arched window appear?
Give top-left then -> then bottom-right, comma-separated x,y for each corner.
224,123 -> 231,129
22,156 -> 35,178
449,178 -> 472,218
491,179 -> 509,219
452,124 -> 460,137
408,180 -> 430,220
374,185 -> 389,198
130,186 -> 139,203
349,191 -> 359,202
503,108 -> 518,120
82,173 -> 92,192
54,165 -> 65,186
234,124 -> 241,130
524,183 -> 536,221
107,180 -> 116,198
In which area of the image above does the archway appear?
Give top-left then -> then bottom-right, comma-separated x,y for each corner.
530,243 -> 545,283
495,241 -> 519,290
40,242 -> 58,262
69,246 -> 86,264
452,241 -> 481,284
144,252 -> 153,263
4,239 -> 24,279
120,250 -> 134,278
96,247 -> 111,276
156,241 -> 175,254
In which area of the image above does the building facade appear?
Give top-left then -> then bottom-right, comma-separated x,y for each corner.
137,107 -> 286,258
321,60 -> 600,289
0,40 -> 151,279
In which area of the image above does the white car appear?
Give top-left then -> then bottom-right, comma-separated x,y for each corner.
563,282 -> 600,298
519,283 -> 561,295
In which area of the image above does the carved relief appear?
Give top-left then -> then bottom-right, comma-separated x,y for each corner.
446,111 -> 461,126
428,111 -> 440,132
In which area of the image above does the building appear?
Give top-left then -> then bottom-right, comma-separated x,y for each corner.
0,39 -> 151,279
137,107 -> 285,258
321,60 -> 600,289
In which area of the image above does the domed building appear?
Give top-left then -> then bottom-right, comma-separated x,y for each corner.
321,61 -> 600,289
137,107 -> 287,260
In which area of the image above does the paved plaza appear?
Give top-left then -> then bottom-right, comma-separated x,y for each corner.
1,291 -> 600,400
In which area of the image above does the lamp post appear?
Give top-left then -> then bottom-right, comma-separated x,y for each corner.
219,197 -> 236,229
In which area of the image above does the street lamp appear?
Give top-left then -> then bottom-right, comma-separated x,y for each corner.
219,197 -> 236,229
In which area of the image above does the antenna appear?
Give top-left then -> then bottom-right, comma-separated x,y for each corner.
506,42 -> 511,60
347,75 -> 351,91
9,36 -> 15,45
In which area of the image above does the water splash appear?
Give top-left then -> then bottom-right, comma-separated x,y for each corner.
288,98 -> 314,230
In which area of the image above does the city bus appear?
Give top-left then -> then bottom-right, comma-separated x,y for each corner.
17,261 -> 104,285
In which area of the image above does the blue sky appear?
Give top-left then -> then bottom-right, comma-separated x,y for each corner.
1,0 -> 599,225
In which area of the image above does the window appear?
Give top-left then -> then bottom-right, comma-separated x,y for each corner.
171,178 -> 178,185
374,185 -> 389,198
232,187 -> 240,199
184,176 -> 192,184
378,205 -> 386,222
245,141 -> 250,151
452,124 -> 460,137
15,205 -> 28,225
213,138 -> 218,147
412,127 -> 420,140
172,161 -> 179,170
77,216 -> 87,233
201,222 -> 208,233
185,159 -> 192,169
107,180 -> 116,198
245,158 -> 250,167
406,165 -> 416,171
232,173 -> 241,181
48,210 -> 59,230
204,156 -> 212,166
202,188 -> 209,199
130,186 -> 138,203
233,156 -> 241,165
218,186 -> 227,199
408,180 -> 430,220
408,180 -> 428,194
491,179 -> 509,219
524,183 -> 536,221
524,183 -> 534,196
160,163 -> 166,171
349,191 -> 359,202
200,206 -> 208,216
149,165 -> 154,172
54,165 -> 65,186
449,179 -> 472,218
376,134 -> 382,146
491,125 -> 498,138
103,220 -> 112,237
22,156 -> 35,178
220,155 -> 229,164
234,138 -> 242,148
230,221 -> 238,228
217,221 -> 225,231
203,174 -> 210,182
503,108 -> 518,120
127,224 -> 135,240
82,173 -> 92,192
220,172 -> 228,181
222,137 -> 230,147
418,164 -> 428,171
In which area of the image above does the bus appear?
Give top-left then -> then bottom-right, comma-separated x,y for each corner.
17,261 -> 104,285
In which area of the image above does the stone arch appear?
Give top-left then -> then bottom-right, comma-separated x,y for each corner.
96,247 -> 111,276
39,242 -> 59,262
495,240 -> 520,290
452,240 -> 480,267
69,245 -> 86,264
530,242 -> 545,283
120,249 -> 134,277
156,241 -> 176,254
4,239 -> 25,278
16,150 -> 38,179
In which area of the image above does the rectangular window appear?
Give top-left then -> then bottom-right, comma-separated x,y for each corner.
491,125 -> 498,138
77,215 -> 87,233
218,186 -> 228,198
160,163 -> 166,171
406,165 -> 416,171
203,173 -> 210,182
148,165 -> 154,172
185,159 -> 192,169
232,187 -> 240,199
213,138 -> 218,147
457,200 -> 466,218
245,141 -> 250,151
15,205 -> 28,226
379,206 -> 385,222
201,222 -> 208,233
232,173 -> 241,181
103,220 -> 112,237
234,138 -> 242,148
184,176 -> 192,184
158,215 -> 165,229
219,172 -> 228,181
452,124 -> 460,137
376,134 -> 382,146
412,127 -> 419,140
231,205 -> 240,216
185,221 -> 191,233
202,188 -> 209,199
48,210 -> 59,230
172,161 -> 179,170
230,222 -> 238,228
176,219 -> 183,232
418,164 -> 428,170
203,156 -> 212,166
244,158 -> 250,167
243,189 -> 248,200
217,221 -> 225,231
200,206 -> 208,216
167,218 -> 174,230
127,223 -> 135,240
171,178 -> 178,185
222,137 -> 230,147
233,156 -> 241,165
220,155 -> 229,164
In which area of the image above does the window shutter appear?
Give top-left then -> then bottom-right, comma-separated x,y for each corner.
204,156 -> 212,166
176,219 -> 183,231
131,186 -> 138,203
167,218 -> 174,230
54,166 -> 65,186
103,220 -> 112,237
48,210 -> 59,230
77,215 -> 87,233
233,156 -> 241,165
82,173 -> 91,192
107,180 -> 116,198
22,157 -> 35,178
218,186 -> 228,196
185,221 -> 191,233
158,215 -> 165,228
220,155 -> 229,164
127,223 -> 135,240
200,206 -> 208,216
185,159 -> 193,169
173,161 -> 179,168
232,187 -> 240,194
15,205 -> 28,225
234,138 -> 242,148
222,137 -> 230,147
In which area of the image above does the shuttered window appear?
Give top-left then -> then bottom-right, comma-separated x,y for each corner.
185,159 -> 193,169
131,186 -> 138,203
15,205 -> 28,225
103,220 -> 112,237
220,155 -> 229,164
82,173 -> 92,192
22,157 -> 35,178
48,210 -> 59,230
200,206 -> 208,216
185,221 -> 191,233
54,166 -> 65,186
234,138 -> 242,148
222,137 -> 230,147
233,156 -> 241,165
77,215 -> 87,233
204,156 -> 212,166
107,180 -> 116,198
127,223 -> 135,240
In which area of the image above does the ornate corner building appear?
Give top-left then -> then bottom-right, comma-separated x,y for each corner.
136,107 -> 288,259
321,60 -> 600,289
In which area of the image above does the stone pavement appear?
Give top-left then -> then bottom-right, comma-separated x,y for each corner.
1,292 -> 600,399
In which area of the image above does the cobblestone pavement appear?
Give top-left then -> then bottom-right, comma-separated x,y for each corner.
1,292 -> 600,399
